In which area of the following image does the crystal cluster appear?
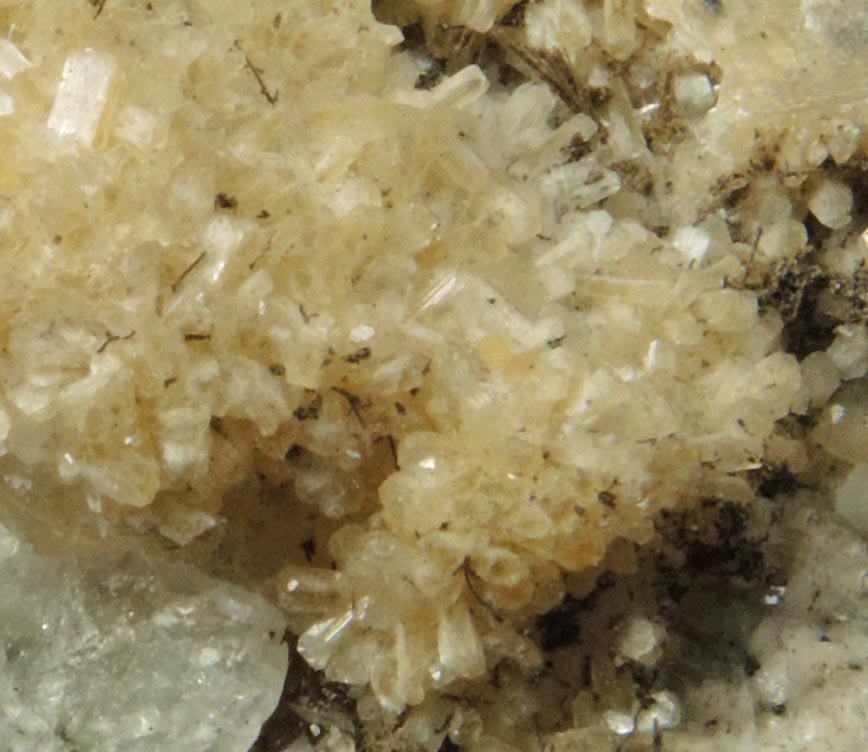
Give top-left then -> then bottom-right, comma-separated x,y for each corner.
0,0 -> 867,750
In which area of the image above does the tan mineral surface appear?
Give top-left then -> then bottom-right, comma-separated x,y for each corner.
0,1 -> 866,751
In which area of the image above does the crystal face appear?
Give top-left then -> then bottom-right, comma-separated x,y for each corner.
0,522 -> 287,752
47,49 -> 116,146
1,1 -> 867,751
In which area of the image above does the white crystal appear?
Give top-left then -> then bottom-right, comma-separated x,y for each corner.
435,603 -> 485,682
420,272 -> 462,311
0,523 -> 19,561
757,220 -> 807,260
394,65 -> 489,110
0,38 -> 30,79
835,464 -> 868,537
0,406 -> 9,453
672,72 -> 715,116
673,225 -> 711,265
298,610 -> 357,670
349,324 -> 375,342
636,691 -> 682,732
525,0 -> 593,55
544,158 -> 621,210
617,618 -> 667,665
277,566 -> 342,614
159,406 -> 211,473
115,105 -> 158,149
807,178 -> 853,230
0,91 -> 13,116
763,585 -> 787,606
0,523 -> 287,752
827,324 -> 868,380
47,49 -> 116,146
604,710 -> 635,735
200,216 -> 245,284
753,650 -> 790,706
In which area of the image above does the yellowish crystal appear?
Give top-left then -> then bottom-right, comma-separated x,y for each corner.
1,1 -> 867,750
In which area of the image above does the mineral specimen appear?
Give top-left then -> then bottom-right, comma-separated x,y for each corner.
0,0 -> 866,750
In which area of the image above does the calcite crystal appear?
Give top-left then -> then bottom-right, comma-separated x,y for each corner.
0,0 -> 867,750
0,521 -> 287,752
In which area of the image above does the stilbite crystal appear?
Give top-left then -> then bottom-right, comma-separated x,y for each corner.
0,38 -> 29,79
0,0 -> 866,750
47,49 -> 116,146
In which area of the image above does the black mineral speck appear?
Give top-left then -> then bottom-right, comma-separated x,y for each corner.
215,192 -> 238,210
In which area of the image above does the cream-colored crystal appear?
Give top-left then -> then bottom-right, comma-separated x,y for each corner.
827,324 -> 868,381
617,617 -> 667,666
1,0 -> 867,750
524,0 -> 593,58
834,464 -> 868,537
47,49 -> 116,146
0,37 -> 29,79
114,105 -> 158,149
808,178 -> 853,230
672,72 -> 715,117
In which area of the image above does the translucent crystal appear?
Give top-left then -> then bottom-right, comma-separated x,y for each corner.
525,0 -> 593,57
636,691 -> 682,732
835,464 -> 868,537
617,618 -> 667,665
277,565 -> 344,614
757,220 -> 807,261
47,49 -> 116,146
827,324 -> 868,380
752,651 -> 790,707
298,610 -> 357,670
807,178 -> 853,230
543,158 -> 622,211
672,72 -> 715,116
0,38 -> 30,79
1,0 -> 866,746
673,225 -> 711,265
395,65 -> 489,110
115,105 -> 158,149
435,603 -> 486,682
604,710 -> 635,736
0,523 -> 286,752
